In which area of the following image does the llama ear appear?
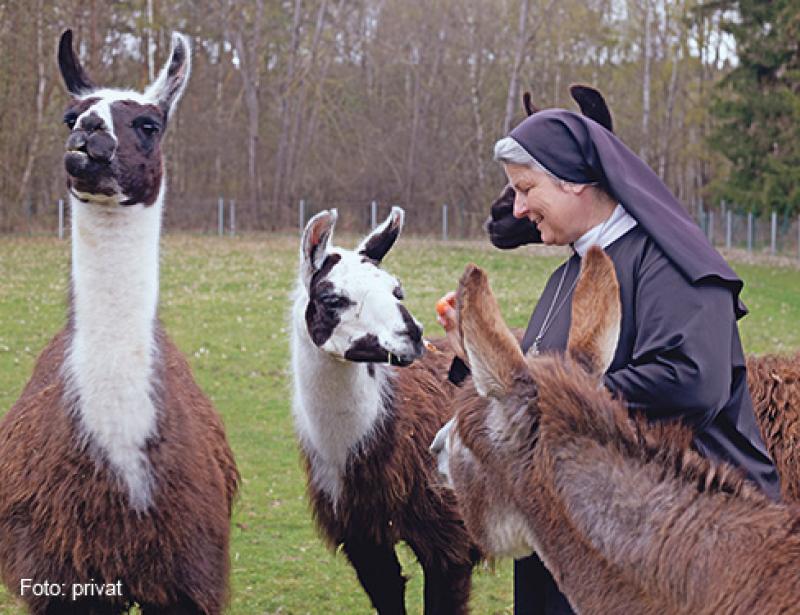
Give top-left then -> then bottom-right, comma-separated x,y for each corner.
357,206 -> 404,263
301,209 -> 337,284
567,246 -> 621,377
145,32 -> 191,121
457,264 -> 527,398
569,84 -> 614,133
58,30 -> 96,96
522,91 -> 539,117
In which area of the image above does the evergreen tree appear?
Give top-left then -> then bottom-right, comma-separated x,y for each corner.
709,0 -> 800,216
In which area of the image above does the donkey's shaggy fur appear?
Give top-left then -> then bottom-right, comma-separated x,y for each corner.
748,353 -> 800,502
440,248 -> 800,615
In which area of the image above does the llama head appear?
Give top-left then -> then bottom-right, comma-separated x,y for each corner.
489,84 -> 614,241
57,29 -> 191,206
299,207 -> 424,366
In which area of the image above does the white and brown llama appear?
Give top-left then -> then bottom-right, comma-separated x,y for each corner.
291,208 -> 481,615
0,30 -> 239,615
434,248 -> 800,614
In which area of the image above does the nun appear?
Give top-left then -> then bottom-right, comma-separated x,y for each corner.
438,107 -> 781,615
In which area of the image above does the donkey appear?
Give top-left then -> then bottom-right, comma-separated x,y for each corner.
291,208 -> 480,615
0,30 -> 239,615
434,248 -> 800,614
490,84 -> 800,503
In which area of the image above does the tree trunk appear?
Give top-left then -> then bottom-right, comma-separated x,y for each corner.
233,0 -> 265,222
503,0 -> 530,134
272,0 -> 303,226
17,0 -> 46,226
640,0 -> 652,162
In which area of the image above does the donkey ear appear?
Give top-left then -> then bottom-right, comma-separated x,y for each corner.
569,84 -> 614,133
457,264 -> 527,398
567,246 -> 621,377
357,206 -> 404,263
145,32 -> 191,120
301,209 -> 337,284
58,30 -> 95,96
522,91 -> 539,117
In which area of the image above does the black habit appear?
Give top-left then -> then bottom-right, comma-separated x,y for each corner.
467,108 -> 781,615
511,226 -> 781,615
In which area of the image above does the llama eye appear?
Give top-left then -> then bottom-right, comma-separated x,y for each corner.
132,117 -> 161,137
320,294 -> 351,310
63,113 -> 77,130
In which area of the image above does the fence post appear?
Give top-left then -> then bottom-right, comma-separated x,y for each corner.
218,197 -> 224,236
229,200 -> 236,237
371,200 -> 377,230
726,209 -> 732,249
747,212 -> 753,252
770,211 -> 777,255
58,199 -> 64,240
708,211 -> 714,245
442,204 -> 448,241
299,199 -> 305,233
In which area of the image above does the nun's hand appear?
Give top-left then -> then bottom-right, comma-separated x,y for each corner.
485,185 -> 542,249
436,292 -> 466,362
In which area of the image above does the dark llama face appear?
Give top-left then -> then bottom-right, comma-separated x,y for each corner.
57,29 -> 190,207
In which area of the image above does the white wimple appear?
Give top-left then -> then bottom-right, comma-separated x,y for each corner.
64,184 -> 164,512
290,284 -> 393,506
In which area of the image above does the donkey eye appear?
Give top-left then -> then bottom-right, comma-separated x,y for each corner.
63,113 -> 77,130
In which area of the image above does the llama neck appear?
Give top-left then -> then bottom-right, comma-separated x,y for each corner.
65,190 -> 163,511
290,287 -> 391,504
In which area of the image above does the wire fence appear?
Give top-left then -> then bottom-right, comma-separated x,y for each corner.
9,197 -> 800,261
699,206 -> 800,258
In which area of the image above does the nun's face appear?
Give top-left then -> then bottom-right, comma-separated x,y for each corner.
504,163 -> 594,245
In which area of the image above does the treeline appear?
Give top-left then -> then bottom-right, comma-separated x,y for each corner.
0,0 -> 796,233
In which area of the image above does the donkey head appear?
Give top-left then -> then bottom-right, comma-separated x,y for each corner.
57,29 -> 190,206
300,207 -> 424,367
434,246 -> 620,557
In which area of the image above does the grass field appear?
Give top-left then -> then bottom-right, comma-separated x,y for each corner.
1,234 -> 799,615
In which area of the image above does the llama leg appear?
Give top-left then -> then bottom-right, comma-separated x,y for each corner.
342,539 -> 407,615
406,517 -> 477,615
419,561 -> 473,615
139,595 -> 209,615
42,599 -> 122,615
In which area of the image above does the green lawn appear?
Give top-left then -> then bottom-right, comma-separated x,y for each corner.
1,234 -> 798,615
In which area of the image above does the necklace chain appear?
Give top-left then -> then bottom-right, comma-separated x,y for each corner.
530,258 -> 578,355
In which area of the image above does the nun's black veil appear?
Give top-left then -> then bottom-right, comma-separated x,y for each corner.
509,109 -> 747,319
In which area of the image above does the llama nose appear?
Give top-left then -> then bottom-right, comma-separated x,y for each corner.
85,132 -> 116,163
79,112 -> 106,133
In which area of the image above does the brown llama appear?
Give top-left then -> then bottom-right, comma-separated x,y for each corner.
0,31 -> 239,615
748,353 -> 800,502
434,248 -> 800,614
291,209 -> 480,615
